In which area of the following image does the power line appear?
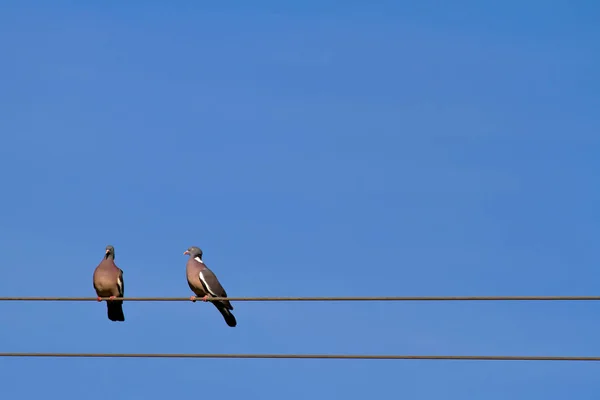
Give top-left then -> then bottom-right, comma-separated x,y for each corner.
0,353 -> 599,361
0,296 -> 599,302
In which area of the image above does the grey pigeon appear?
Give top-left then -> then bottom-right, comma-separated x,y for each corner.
184,246 -> 236,327
93,245 -> 125,322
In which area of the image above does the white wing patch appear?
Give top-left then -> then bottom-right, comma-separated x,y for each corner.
199,271 -> 218,297
117,275 -> 123,296
194,257 -> 204,264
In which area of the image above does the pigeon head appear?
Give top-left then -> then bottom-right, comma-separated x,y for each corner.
105,245 -> 115,259
183,246 -> 203,259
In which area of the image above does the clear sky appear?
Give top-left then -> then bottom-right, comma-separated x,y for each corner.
1,1 -> 599,399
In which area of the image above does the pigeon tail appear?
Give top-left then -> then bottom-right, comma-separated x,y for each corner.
214,303 -> 237,327
107,300 -> 125,322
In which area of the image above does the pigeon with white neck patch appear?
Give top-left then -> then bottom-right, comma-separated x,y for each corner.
93,245 -> 125,322
184,246 -> 237,327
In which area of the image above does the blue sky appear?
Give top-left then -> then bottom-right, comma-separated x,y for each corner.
1,1 -> 599,398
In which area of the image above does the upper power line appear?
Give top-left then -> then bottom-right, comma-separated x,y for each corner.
0,296 -> 599,302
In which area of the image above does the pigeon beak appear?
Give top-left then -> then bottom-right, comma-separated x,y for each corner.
183,250 -> 190,255
105,249 -> 110,254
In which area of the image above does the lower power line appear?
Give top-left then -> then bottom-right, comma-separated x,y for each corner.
0,353 -> 599,361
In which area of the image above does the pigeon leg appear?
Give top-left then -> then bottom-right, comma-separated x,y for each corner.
189,296 -> 197,302
97,297 -> 102,302
202,295 -> 209,302
108,296 -> 116,301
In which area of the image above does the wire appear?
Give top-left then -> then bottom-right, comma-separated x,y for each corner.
0,353 -> 599,361
0,296 -> 599,302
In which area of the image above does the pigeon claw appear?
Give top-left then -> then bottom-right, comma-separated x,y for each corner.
202,295 -> 209,302
189,296 -> 197,303
108,296 -> 116,301
97,297 -> 102,302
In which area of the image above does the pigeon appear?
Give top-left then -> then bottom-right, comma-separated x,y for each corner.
184,246 -> 237,327
93,245 -> 125,322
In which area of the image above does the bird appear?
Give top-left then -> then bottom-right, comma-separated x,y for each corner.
93,245 -> 125,322
184,246 -> 237,327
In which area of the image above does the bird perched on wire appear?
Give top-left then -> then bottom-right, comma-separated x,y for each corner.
93,245 -> 125,322
184,246 -> 237,327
